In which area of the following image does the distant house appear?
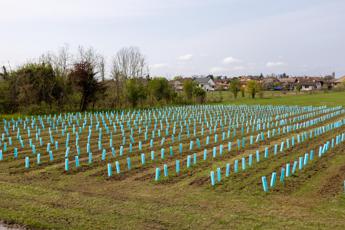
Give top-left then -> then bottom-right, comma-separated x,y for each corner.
170,74 -> 342,92
301,82 -> 317,91
238,75 -> 262,88
261,77 -> 281,90
296,77 -> 323,91
239,76 -> 252,86
214,79 -> 229,91
334,76 -> 345,86
194,76 -> 215,91
279,77 -> 297,91
170,80 -> 184,91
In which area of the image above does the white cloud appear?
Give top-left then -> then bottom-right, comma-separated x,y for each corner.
178,54 -> 193,61
223,56 -> 241,64
266,61 -> 287,67
150,63 -> 168,69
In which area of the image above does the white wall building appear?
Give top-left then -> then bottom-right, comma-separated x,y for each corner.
194,76 -> 215,91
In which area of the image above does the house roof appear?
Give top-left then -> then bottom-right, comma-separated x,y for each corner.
297,77 -> 324,84
214,79 -> 229,84
262,77 -> 279,83
279,78 -> 296,83
335,76 -> 345,83
300,82 -> 317,86
194,76 -> 212,84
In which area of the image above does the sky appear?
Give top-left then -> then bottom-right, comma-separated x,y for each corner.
0,0 -> 344,78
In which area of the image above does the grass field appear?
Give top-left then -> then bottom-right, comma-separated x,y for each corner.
208,90 -> 345,106
1,91 -> 345,230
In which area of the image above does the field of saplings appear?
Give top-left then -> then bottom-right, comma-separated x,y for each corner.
1,104 -> 345,229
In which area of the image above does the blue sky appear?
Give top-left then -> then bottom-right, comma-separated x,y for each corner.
1,0 -> 344,78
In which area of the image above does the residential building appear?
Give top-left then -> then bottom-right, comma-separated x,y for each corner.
170,80 -> 184,91
214,79 -> 230,91
194,76 -> 215,91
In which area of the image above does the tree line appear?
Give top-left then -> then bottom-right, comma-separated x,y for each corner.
229,78 -> 262,99
0,46 -> 206,114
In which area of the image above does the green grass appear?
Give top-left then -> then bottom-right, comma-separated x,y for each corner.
1,92 -> 345,229
0,113 -> 23,120
208,90 -> 345,106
